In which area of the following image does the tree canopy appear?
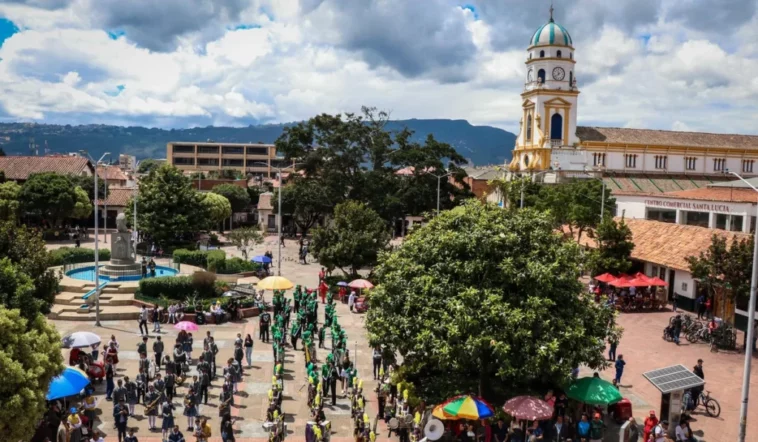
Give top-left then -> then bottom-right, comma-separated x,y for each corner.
586,217 -> 635,276
274,107 -> 472,228
0,222 -> 59,320
67,174 -> 106,203
227,227 -> 263,260
0,181 -> 21,223
137,158 -> 161,174
20,173 -> 78,226
126,164 -> 205,244
211,183 -> 250,213
200,192 -> 232,228
71,186 -> 93,219
0,307 -> 64,442
311,201 -> 391,275
366,200 -> 618,402
275,178 -> 334,237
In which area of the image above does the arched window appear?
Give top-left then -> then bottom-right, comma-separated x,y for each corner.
550,113 -> 563,141
539,50 -> 545,58
526,115 -> 533,141
569,71 -> 573,86
557,50 -> 562,58
537,69 -> 546,83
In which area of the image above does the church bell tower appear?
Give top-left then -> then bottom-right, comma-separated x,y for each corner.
509,6 -> 580,173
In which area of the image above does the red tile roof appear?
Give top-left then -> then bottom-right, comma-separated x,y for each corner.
662,187 -> 758,204
96,187 -> 134,207
97,165 -> 128,182
578,126 -> 758,150
0,155 -> 92,180
563,218 -> 750,272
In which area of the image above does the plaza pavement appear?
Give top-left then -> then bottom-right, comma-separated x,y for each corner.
50,235 -> 384,442
48,233 -> 758,442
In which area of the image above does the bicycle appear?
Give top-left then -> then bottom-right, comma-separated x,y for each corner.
686,327 -> 711,344
699,390 -> 721,417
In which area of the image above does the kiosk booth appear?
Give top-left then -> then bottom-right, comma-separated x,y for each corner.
643,364 -> 704,438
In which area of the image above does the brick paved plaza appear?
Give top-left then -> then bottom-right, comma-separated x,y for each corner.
48,234 -> 758,442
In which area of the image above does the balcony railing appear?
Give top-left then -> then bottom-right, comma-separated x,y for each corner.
550,139 -> 562,148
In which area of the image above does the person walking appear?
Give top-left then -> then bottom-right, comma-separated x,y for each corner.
372,346 -> 382,380
614,354 -> 626,385
138,306 -> 149,336
153,336 -> 164,371
696,294 -> 705,320
348,290 -> 356,313
608,337 -> 617,361
672,314 -> 683,345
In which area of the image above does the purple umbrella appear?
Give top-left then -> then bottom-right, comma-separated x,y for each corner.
503,396 -> 554,421
337,281 -> 349,287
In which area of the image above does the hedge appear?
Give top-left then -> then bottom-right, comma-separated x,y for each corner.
215,257 -> 261,274
138,272 -> 222,299
50,247 -> 111,266
173,248 -> 226,268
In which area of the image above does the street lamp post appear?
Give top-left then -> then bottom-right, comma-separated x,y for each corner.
424,171 -> 453,215
80,151 -> 111,327
728,171 -> 758,442
103,175 -> 108,244
252,161 -> 302,276
582,166 -> 607,218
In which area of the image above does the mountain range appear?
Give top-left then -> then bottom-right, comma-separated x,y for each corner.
0,119 -> 515,166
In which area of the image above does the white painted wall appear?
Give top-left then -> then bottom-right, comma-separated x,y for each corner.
674,270 -> 697,300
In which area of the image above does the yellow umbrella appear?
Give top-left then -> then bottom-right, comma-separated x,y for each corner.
432,403 -> 455,420
257,276 -> 294,291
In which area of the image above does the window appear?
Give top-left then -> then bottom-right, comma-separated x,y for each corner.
173,145 -> 194,154
683,211 -> 709,228
197,158 -> 219,166
172,157 -> 194,166
654,155 -> 668,170
539,50 -> 545,58
222,146 -> 244,155
569,71 -> 573,86
529,53 -> 532,60
537,69 -> 546,83
247,146 -> 269,156
198,146 -> 219,154
716,213 -> 728,230
557,50 -> 562,58
222,159 -> 244,167
685,157 -> 697,171
550,113 -> 563,141
732,215 -> 744,232
713,158 -> 726,172
646,209 -> 676,223
624,154 -> 638,168
592,153 -> 606,167
743,160 -> 754,173
526,115 -> 532,141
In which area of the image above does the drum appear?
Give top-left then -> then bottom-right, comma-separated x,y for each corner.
262,422 -> 276,433
320,421 -> 331,442
306,421 -> 318,442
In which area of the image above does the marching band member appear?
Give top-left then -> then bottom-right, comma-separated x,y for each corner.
183,386 -> 198,431
82,392 -> 97,432
135,368 -> 147,405
124,376 -> 138,416
113,398 -> 129,442
123,428 -> 138,442
144,384 -> 160,430
161,398 -> 175,441
153,373 -> 166,401
219,383 -> 233,419
165,370 -> 176,402
167,425 -> 185,442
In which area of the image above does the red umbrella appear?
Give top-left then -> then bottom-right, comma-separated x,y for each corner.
608,276 -> 633,287
594,273 -> 616,283
503,396 -> 554,421
647,277 -> 667,286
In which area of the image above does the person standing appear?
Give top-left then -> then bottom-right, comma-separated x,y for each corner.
138,306 -> 149,336
372,346 -> 382,380
589,413 -> 604,442
153,336 -> 164,371
608,337 -> 617,361
696,294 -> 705,320
144,385 -> 160,431
244,334 -> 254,368
692,359 -> 704,406
113,399 -> 129,442
348,290 -> 356,312
643,411 -> 658,442
183,333 -> 194,364
161,399 -> 175,442
105,357 -> 115,401
614,355 -> 626,385
627,417 -> 641,442
672,315 -> 683,345
112,379 -> 127,409
220,414 -> 235,442
124,376 -> 138,416
260,311 -> 271,343
705,297 -> 712,319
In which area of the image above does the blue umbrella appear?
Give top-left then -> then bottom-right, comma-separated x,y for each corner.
47,367 -> 90,400
252,255 -> 272,264
337,281 -> 349,287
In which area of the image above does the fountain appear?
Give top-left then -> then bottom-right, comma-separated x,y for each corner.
99,213 -> 141,277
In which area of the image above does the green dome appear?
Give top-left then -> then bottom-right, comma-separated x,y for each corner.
531,19 -> 573,47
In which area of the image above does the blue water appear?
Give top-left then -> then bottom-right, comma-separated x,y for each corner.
66,265 -> 179,282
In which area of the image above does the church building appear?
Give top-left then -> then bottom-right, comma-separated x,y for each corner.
507,9 -> 758,193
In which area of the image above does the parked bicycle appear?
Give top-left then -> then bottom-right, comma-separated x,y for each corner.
683,389 -> 721,417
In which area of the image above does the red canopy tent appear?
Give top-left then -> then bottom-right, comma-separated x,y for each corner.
594,273 -> 617,283
647,277 -> 667,287
608,274 -> 633,287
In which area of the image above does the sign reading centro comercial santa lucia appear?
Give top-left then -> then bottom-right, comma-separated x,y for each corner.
645,199 -> 735,213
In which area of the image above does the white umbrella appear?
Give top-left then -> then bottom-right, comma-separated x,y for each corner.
61,331 -> 101,349
222,291 -> 237,297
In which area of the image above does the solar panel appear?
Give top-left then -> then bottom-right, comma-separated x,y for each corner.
643,364 -> 704,394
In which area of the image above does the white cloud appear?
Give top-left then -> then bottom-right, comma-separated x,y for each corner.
0,0 -> 757,139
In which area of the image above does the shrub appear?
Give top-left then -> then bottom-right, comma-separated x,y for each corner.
173,248 -> 226,269
206,250 -> 226,272
216,257 -> 261,274
138,273 -> 221,300
50,247 -> 111,266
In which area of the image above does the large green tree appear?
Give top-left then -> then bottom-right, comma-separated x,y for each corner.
0,181 -> 21,223
0,222 -> 59,319
67,174 -> 107,203
211,184 -> 250,213
137,158 -> 161,174
200,192 -> 232,228
20,173 -> 77,226
275,178 -> 334,237
586,217 -> 635,276
71,186 -> 93,219
367,201 -> 618,402
687,234 -> 753,320
535,179 -> 615,242
274,107 -> 471,225
126,164 -> 205,244
311,201 -> 391,275
0,307 -> 65,442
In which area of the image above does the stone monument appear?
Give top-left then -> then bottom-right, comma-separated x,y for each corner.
100,213 -> 141,277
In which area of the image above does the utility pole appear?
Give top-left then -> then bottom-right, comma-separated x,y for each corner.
80,151 -> 110,327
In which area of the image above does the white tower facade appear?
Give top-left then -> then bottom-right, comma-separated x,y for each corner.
509,8 -> 580,172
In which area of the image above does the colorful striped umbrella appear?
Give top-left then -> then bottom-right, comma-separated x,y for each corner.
442,395 -> 495,420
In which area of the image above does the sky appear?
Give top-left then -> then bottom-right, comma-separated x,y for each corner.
0,0 -> 757,135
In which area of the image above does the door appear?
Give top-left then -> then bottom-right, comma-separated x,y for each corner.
668,269 -> 675,304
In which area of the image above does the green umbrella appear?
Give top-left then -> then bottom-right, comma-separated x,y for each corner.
566,377 -> 623,405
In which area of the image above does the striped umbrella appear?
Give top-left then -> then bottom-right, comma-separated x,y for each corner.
442,395 -> 495,420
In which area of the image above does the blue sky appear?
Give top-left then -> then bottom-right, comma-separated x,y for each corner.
0,0 -> 757,135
